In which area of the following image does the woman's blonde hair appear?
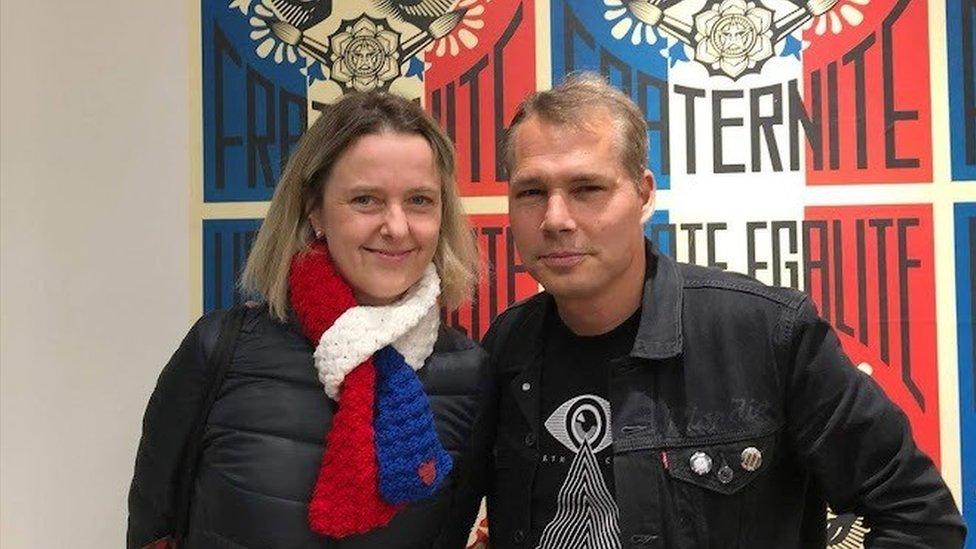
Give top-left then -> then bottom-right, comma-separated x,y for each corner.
240,91 -> 479,321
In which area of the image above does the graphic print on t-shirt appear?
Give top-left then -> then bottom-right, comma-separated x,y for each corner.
535,394 -> 621,549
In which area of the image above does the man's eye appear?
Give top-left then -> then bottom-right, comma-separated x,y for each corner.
351,195 -> 377,206
575,185 -> 603,194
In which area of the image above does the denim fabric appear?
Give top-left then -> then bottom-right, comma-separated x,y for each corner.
446,240 -> 965,549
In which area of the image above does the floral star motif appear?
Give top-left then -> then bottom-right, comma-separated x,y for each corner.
329,16 -> 401,92
693,0 -> 774,79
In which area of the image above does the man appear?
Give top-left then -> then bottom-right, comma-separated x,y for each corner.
449,73 -> 965,549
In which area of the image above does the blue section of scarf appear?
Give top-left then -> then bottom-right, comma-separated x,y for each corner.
372,345 -> 453,503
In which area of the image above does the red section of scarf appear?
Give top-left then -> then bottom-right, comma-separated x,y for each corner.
289,242 -> 400,538
288,243 -> 356,342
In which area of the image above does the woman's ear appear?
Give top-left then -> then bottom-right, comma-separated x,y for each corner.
306,185 -> 326,238
308,207 -> 324,240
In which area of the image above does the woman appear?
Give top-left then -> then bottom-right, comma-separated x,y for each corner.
128,91 -> 485,548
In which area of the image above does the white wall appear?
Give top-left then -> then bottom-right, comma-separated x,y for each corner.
1,1 -> 191,546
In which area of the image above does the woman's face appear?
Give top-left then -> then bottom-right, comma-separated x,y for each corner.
309,132 -> 442,306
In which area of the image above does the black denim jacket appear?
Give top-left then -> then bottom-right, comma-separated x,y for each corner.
444,240 -> 965,549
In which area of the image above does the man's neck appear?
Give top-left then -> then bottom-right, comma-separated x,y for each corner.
555,252 -> 646,336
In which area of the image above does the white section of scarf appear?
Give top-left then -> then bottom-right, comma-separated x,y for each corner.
313,264 -> 441,400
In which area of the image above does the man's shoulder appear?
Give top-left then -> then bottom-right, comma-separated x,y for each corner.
674,261 -> 807,310
482,291 -> 550,347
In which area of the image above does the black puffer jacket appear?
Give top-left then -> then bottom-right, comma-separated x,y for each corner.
128,305 -> 487,548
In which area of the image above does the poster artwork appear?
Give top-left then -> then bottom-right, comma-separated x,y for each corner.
198,2 -> 959,546
202,0 -> 542,333
552,0 -> 932,186
947,0 -> 976,181
954,204 -> 976,541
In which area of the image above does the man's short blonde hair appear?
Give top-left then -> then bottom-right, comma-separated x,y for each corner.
241,91 -> 479,321
505,72 -> 648,183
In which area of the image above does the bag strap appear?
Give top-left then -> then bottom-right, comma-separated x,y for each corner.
172,304 -> 248,542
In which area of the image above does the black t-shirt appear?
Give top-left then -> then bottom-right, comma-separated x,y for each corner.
529,308 -> 640,549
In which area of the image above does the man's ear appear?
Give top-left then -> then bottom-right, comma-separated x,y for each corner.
639,169 -> 656,224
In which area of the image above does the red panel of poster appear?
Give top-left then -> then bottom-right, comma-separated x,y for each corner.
804,205 -> 939,464
423,0 -> 537,197
446,214 -> 540,342
802,0 -> 932,184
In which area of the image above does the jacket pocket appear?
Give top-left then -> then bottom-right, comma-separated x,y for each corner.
664,432 -> 775,495
661,432 -> 776,548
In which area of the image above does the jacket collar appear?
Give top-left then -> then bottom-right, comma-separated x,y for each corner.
506,238 -> 683,364
505,300 -> 551,436
630,238 -> 684,360
502,239 -> 682,433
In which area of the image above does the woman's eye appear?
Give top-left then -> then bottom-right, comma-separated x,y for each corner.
516,189 -> 543,199
408,195 -> 435,206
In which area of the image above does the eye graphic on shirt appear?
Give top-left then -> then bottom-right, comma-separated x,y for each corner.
826,509 -> 868,548
544,395 -> 613,454
575,408 -> 599,440
538,394 -> 620,549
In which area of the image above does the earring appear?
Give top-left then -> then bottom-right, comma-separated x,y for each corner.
314,229 -> 324,239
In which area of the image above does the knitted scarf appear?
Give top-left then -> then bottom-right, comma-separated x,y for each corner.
288,242 -> 451,538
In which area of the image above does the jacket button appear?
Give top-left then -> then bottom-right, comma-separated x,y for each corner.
514,529 -> 525,543
524,433 -> 536,447
521,382 -> 531,391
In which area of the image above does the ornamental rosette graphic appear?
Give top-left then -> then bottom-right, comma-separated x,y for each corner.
693,0 -> 774,79
329,16 -> 401,92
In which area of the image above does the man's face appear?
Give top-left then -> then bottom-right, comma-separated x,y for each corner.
507,113 -> 653,302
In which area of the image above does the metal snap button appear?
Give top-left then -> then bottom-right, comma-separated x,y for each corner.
741,446 -> 763,472
521,382 -> 531,391
514,529 -> 525,543
717,464 -> 734,484
689,451 -> 712,475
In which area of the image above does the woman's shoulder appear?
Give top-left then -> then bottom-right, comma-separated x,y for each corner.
422,325 -> 487,395
188,302 -> 281,356
432,324 -> 482,354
